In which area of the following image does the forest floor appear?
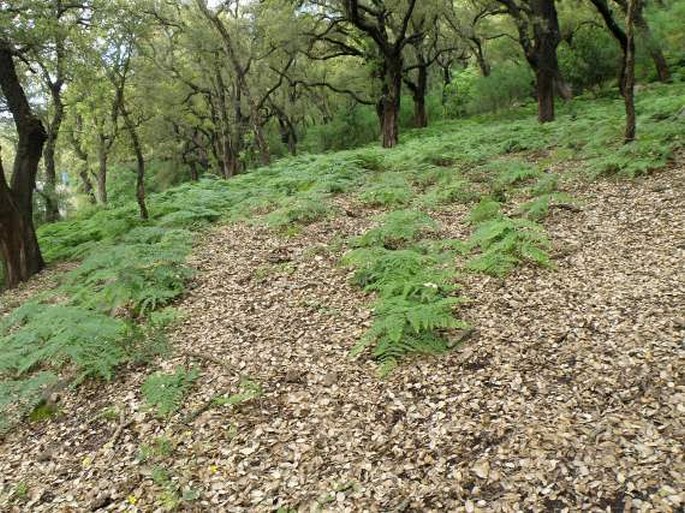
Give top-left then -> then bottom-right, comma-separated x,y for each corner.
1,157 -> 683,512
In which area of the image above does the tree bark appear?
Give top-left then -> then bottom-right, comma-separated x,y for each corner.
404,54 -> 429,128
532,0 -> 562,122
499,0 -> 563,122
471,38 -> 491,77
380,58 -> 402,148
589,0 -> 628,92
96,133 -> 108,204
624,0 -> 637,142
121,106 -> 148,220
0,41 -> 47,288
42,84 -> 64,222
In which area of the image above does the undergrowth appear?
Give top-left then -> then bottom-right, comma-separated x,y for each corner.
1,81 -> 682,426
343,212 -> 466,375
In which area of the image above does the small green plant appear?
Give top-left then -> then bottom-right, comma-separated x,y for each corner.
214,378 -> 262,407
352,296 -> 466,375
29,402 -> 60,422
493,161 -> 542,188
468,198 -> 502,224
353,210 -> 437,249
466,217 -> 552,277
142,366 -> 200,417
12,481 -> 29,502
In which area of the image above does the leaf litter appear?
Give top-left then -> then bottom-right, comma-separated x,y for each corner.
0,165 -> 684,512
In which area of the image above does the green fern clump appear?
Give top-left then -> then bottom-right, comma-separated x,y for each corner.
264,194 -> 331,228
343,248 -> 455,300
468,198 -> 502,224
358,173 -> 413,207
142,366 -> 200,417
466,217 -> 552,277
353,210 -> 437,248
344,211 -> 465,372
494,161 -> 543,188
0,303 -> 129,382
352,296 -> 466,375
64,236 -> 193,316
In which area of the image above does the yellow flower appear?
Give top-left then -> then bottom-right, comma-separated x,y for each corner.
127,494 -> 138,505
209,465 -> 219,474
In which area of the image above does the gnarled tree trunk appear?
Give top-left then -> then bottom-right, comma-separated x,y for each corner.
0,41 -> 47,288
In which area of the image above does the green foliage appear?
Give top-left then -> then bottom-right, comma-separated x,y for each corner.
0,303 -> 129,382
213,378 -> 262,407
466,217 -> 552,277
344,209 -> 464,372
358,173 -> 413,207
558,28 -> 622,93
352,296 -> 465,375
468,198 -> 502,224
353,209 -> 437,248
264,194 -> 331,228
445,63 -> 534,116
493,161 -> 543,188
64,234 -> 193,316
142,366 -> 200,417
343,248 -> 455,301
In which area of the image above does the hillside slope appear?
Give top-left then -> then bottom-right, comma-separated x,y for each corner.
1,85 -> 684,511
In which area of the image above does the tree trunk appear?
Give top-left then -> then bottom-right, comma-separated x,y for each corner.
278,116 -> 298,156
532,0 -> 562,123
624,0 -> 637,142
0,41 -> 47,288
128,121 -> 148,219
79,168 -> 96,203
96,134 -> 108,204
472,38 -> 491,77
589,0 -> 629,93
43,87 -> 64,222
119,102 -> 148,220
380,58 -> 402,148
413,60 -> 428,128
189,160 -> 199,181
0,176 -> 45,289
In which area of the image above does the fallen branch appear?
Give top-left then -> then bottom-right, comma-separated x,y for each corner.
181,350 -> 241,376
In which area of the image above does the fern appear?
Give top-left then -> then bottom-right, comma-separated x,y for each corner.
519,193 -> 575,221
63,236 -> 193,316
264,194 -> 331,228
343,248 -> 454,300
468,198 -> 502,224
352,296 -> 466,366
142,366 -> 200,417
0,303 -> 129,382
467,217 -> 552,276
353,210 -> 438,249
358,173 -> 412,207
494,162 -> 542,187
0,372 -> 58,434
